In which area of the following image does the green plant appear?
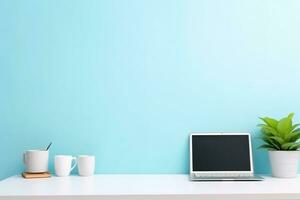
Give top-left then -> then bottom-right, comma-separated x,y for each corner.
258,113 -> 300,150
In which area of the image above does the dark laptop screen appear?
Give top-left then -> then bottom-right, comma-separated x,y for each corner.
192,135 -> 251,171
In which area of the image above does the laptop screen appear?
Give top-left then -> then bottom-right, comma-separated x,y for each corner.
192,135 -> 251,171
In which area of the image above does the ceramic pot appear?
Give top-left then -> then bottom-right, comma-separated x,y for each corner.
269,151 -> 299,178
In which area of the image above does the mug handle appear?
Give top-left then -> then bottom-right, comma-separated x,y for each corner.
70,157 -> 77,172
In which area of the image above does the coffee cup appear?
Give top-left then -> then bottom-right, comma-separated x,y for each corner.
77,155 -> 95,176
54,155 -> 77,177
23,150 -> 49,173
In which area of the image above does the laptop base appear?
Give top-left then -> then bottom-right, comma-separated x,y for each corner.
190,174 -> 264,181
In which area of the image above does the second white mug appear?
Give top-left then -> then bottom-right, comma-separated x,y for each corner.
77,155 -> 95,176
54,155 -> 77,177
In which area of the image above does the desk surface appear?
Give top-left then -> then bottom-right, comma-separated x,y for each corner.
1,174 -> 300,200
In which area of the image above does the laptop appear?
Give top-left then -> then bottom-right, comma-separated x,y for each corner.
190,133 -> 263,181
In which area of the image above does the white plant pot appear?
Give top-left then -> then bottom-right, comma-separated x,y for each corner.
269,151 -> 299,178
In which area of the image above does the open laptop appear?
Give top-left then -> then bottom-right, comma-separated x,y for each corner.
190,133 -> 263,181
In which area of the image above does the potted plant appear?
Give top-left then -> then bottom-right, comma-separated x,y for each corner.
258,113 -> 300,178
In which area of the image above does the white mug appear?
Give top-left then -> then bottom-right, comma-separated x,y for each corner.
23,150 -> 49,173
77,155 -> 95,176
54,155 -> 77,177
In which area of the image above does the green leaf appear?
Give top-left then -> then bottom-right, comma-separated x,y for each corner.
289,143 -> 300,150
258,136 -> 280,149
285,131 -> 300,142
281,142 -> 296,150
269,136 -> 285,145
289,131 -> 300,142
260,125 -> 280,136
259,117 -> 278,129
277,116 -> 292,137
288,113 -> 295,120
292,124 -> 300,131
268,139 -> 281,150
293,128 -> 300,133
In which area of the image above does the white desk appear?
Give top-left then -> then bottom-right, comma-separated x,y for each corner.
0,174 -> 300,200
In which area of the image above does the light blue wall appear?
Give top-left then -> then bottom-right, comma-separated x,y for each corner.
1,0 -> 300,180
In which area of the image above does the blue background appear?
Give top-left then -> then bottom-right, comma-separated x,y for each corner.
1,0 -> 300,180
